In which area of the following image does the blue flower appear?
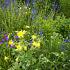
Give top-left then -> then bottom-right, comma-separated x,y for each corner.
64,39 -> 70,43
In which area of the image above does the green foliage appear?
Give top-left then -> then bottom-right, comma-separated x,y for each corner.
60,0 -> 70,18
0,0 -> 70,70
0,15 -> 70,70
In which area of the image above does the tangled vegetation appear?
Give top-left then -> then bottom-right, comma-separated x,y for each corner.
0,0 -> 70,70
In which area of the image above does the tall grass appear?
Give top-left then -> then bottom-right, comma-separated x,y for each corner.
0,1 -> 31,33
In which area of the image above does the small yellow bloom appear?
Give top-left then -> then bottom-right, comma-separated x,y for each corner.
32,35 -> 37,39
36,42 -> 40,48
17,30 -> 26,38
32,41 -> 40,48
32,41 -> 37,46
16,44 -> 22,51
17,31 -> 23,37
23,46 -> 27,51
8,40 -> 13,45
4,56 -> 9,61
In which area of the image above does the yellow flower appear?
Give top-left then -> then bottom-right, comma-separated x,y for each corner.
17,30 -> 26,38
8,40 -> 13,45
36,42 -> 40,48
17,31 -> 23,37
23,46 -> 27,51
4,56 -> 9,61
16,44 -> 22,51
32,35 -> 37,39
32,41 -> 40,48
32,41 -> 37,46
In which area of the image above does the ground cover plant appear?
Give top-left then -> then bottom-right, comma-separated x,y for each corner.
0,0 -> 70,70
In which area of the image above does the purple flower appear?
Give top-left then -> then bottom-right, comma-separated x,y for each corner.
0,41 -> 3,45
15,36 -> 19,39
14,36 -> 19,42
2,39 -> 5,42
5,36 -> 9,41
4,34 -> 9,41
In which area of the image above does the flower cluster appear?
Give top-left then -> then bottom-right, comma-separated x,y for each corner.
0,30 -> 41,52
31,35 -> 41,48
